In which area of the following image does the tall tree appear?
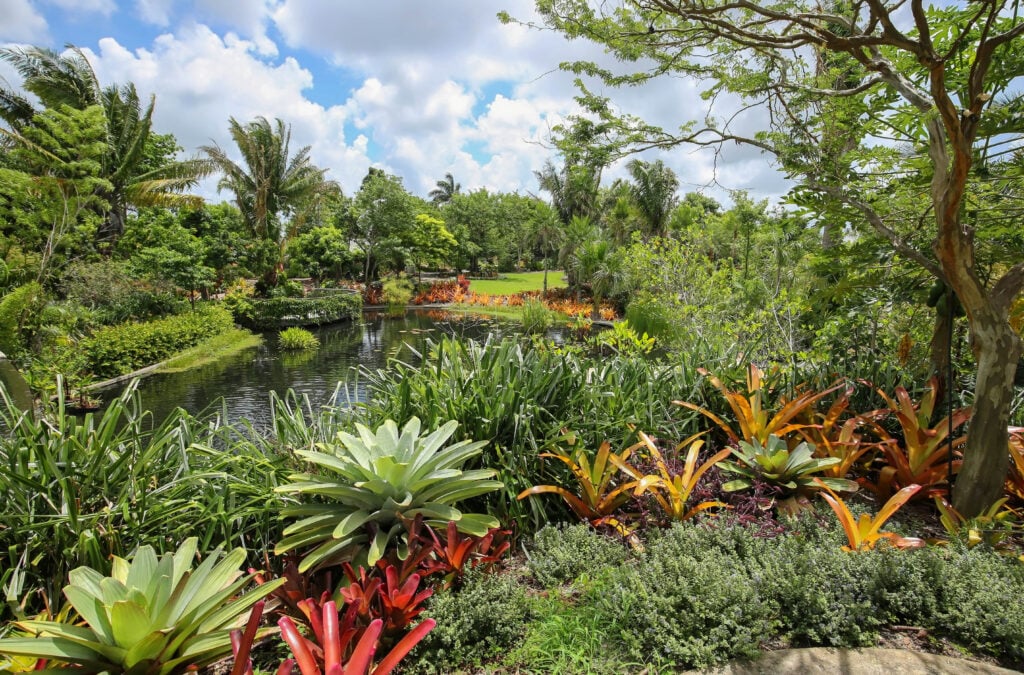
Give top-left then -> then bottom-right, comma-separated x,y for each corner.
429,172 -> 461,205
521,0 -> 1024,515
0,45 -> 206,243
0,104 -> 110,283
626,158 -> 679,238
202,116 -> 337,286
350,170 -> 416,282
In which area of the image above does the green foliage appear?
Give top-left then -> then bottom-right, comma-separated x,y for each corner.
623,291 -> 674,341
510,591 -> 639,674
234,292 -> 362,330
592,319 -> 655,356
408,567 -> 534,674
275,417 -> 502,571
357,337 -> 707,531
526,524 -> 630,588
0,380 -> 291,619
0,538 -> 283,674
0,282 -> 43,357
287,225 -> 354,281
720,435 -> 857,496
60,260 -> 178,324
381,275 -> 414,315
520,297 -> 554,334
278,326 -> 320,350
83,304 -> 234,378
598,525 -> 777,669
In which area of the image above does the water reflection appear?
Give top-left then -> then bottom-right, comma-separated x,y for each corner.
105,309 -> 536,429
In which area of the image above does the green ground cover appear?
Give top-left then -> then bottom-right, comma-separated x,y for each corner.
466,271 -> 567,295
157,328 -> 263,373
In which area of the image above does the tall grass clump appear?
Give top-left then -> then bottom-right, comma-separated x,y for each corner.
520,298 -> 554,334
278,326 -> 320,350
0,379 -> 292,620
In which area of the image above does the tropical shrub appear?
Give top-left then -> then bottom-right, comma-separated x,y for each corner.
277,599 -> 435,675
357,337 -> 707,531
860,377 -> 970,499
83,304 -> 234,378
0,538 -> 284,674
0,282 -> 44,358
412,280 -> 464,305
676,364 -> 838,446
382,276 -> 414,316
799,387 -> 881,479
591,320 -> 656,357
279,326 -> 320,350
276,417 -> 502,571
60,259 -> 179,324
933,496 -> 1019,550
595,524 -> 777,670
417,520 -> 512,589
518,436 -> 642,536
623,292 -> 675,342
816,480 -> 924,551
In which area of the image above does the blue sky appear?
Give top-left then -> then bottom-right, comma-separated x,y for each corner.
0,0 -> 790,203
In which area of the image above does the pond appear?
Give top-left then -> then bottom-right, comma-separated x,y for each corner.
103,309 -> 545,429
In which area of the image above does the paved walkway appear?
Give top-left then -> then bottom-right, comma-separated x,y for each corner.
686,648 -> 1020,674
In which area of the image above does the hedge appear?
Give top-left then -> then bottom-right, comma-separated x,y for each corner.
84,305 -> 235,379
234,292 -> 362,330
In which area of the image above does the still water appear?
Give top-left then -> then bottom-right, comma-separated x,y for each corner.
105,309 -> 536,429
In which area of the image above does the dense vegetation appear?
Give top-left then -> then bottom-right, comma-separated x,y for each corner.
2,1 -> 1024,672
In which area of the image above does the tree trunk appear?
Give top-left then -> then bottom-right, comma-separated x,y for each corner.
928,303 -> 953,408
952,312 -> 1022,516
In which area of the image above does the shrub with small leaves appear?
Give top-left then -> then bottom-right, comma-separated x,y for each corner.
407,567 -> 534,674
527,524 -> 630,588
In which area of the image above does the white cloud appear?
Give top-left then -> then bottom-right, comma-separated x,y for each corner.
81,26 -> 369,196
13,1 -> 793,207
0,0 -> 49,43
135,0 -> 174,26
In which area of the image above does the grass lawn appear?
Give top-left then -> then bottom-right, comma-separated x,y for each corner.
157,328 -> 263,373
467,270 -> 567,295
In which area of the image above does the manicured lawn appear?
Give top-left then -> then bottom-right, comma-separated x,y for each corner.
467,270 -> 567,295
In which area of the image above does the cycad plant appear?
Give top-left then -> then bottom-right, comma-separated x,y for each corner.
0,538 -> 283,674
276,417 -> 502,572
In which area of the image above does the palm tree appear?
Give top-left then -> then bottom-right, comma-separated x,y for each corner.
626,159 -> 679,238
0,45 -> 207,243
570,237 -> 620,320
534,159 -> 601,225
201,116 -> 337,286
429,172 -> 461,205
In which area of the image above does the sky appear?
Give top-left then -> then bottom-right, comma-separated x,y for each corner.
0,0 -> 792,206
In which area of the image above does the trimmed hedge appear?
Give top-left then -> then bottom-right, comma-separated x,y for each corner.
84,305 -> 235,378
234,292 -> 362,329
